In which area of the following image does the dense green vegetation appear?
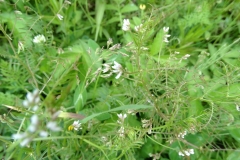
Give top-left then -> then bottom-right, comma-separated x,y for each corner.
1,0 -> 240,159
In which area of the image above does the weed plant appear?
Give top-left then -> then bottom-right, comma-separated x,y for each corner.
0,0 -> 240,159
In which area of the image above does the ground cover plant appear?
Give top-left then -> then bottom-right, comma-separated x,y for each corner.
0,0 -> 240,159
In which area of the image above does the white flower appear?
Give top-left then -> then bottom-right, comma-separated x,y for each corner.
163,27 -> 170,43
31,115 -> 39,125
117,113 -> 127,123
28,114 -> 39,132
101,136 -> 108,142
134,24 -> 143,32
177,130 -> 187,138
117,113 -> 127,120
122,19 -> 130,31
182,54 -> 191,60
46,121 -> 61,132
33,35 -> 46,43
32,105 -> 39,111
188,149 -> 194,154
178,149 -> 194,156
112,61 -> 123,79
72,120 -> 82,131
15,10 -> 22,15
39,130 -> 48,137
12,133 -> 27,140
163,27 -> 169,33
20,138 -> 31,147
12,133 -> 31,147
23,89 -> 40,108
163,34 -> 171,43
236,104 -> 240,111
56,14 -> 63,20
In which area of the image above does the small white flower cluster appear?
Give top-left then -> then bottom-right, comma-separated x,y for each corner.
122,19 -> 130,31
117,113 -> 127,137
122,19 -> 147,33
163,27 -> 171,43
149,153 -> 160,160
117,113 -> 127,124
23,89 -> 40,111
101,61 -> 123,79
12,90 -> 62,147
189,125 -> 196,134
134,24 -> 146,33
177,130 -> 187,138
12,113 -> 47,147
72,120 -> 82,131
112,61 -> 123,79
101,136 -> 112,147
178,149 -> 194,156
118,126 -> 125,137
142,119 -> 152,134
33,34 -> 46,44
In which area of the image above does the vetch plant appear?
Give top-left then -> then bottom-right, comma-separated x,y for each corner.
1,0 -> 240,159
12,90 -> 61,147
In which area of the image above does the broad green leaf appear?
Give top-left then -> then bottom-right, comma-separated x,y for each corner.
74,83 -> 87,112
229,128 -> 240,142
106,4 -> 119,10
53,52 -> 81,80
120,3 -> 138,13
150,29 -> 164,55
95,0 -> 106,41
106,17 -> 119,24
207,83 -> 240,100
132,16 -> 141,25
227,150 -> 240,160
80,104 -> 153,123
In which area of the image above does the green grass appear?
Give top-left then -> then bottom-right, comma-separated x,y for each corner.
0,0 -> 240,159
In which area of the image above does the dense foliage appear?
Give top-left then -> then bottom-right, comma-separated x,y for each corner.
1,0 -> 240,159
